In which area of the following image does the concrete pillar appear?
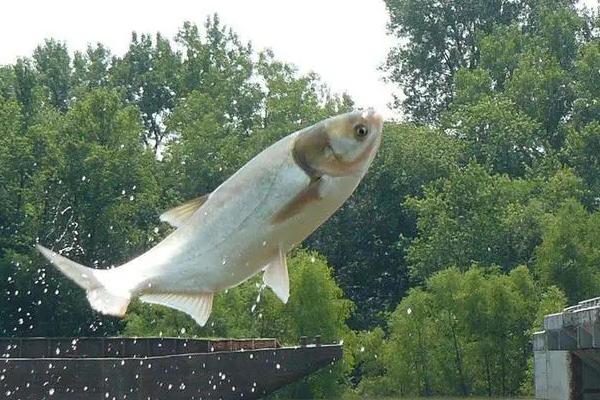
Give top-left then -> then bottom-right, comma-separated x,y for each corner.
535,350 -> 574,400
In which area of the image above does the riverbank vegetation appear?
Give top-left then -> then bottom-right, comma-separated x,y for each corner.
1,0 -> 599,397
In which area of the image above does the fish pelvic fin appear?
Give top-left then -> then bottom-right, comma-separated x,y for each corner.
263,247 -> 289,303
36,244 -> 130,317
140,292 -> 214,327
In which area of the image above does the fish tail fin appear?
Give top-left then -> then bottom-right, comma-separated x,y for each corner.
36,244 -> 130,317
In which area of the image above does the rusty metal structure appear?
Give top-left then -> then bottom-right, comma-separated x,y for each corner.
0,336 -> 341,399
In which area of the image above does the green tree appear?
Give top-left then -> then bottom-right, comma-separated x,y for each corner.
443,94 -> 543,176
385,288 -> 436,395
111,32 -> 181,153
176,16 -> 262,134
535,198 -> 600,302
563,122 -> 600,197
368,267 -> 540,397
504,47 -> 572,147
33,39 -> 72,112
383,0 -> 577,121
12,58 -> 44,126
572,41 -> 600,126
72,43 -> 112,92
0,86 -> 165,337
57,88 -> 163,265
406,163 -> 542,281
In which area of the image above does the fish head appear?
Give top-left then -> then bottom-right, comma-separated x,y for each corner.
293,108 -> 384,178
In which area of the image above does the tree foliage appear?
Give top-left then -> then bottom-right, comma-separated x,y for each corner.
0,2 -> 599,397
535,199 -> 600,302
383,0 -> 582,122
357,267 -> 564,397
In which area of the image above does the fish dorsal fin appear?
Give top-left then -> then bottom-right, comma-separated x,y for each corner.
160,194 -> 210,228
263,247 -> 289,303
140,292 -> 214,326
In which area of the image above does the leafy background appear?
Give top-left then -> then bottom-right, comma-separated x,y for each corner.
1,1 -> 599,397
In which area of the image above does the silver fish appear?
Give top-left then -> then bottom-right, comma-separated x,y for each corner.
37,109 -> 384,326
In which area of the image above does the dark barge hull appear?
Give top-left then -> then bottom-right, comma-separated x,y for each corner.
0,337 -> 342,399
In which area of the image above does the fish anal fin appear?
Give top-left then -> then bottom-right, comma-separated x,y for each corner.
160,194 -> 210,228
263,247 -> 289,303
140,292 -> 214,326
272,179 -> 321,224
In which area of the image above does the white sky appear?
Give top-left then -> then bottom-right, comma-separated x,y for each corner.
1,0 -> 597,120
0,0 -> 398,118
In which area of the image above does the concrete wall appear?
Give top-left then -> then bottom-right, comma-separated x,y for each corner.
536,350 -> 600,400
535,350 -> 573,400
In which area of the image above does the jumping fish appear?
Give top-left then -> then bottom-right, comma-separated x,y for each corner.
36,109 -> 384,326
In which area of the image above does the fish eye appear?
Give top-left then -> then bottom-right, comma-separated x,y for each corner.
354,124 -> 369,140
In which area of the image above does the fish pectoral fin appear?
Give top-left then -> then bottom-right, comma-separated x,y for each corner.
159,194 -> 210,228
272,178 -> 322,224
140,292 -> 214,326
263,247 -> 289,303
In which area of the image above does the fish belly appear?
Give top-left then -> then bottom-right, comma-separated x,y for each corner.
121,133 -> 368,297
